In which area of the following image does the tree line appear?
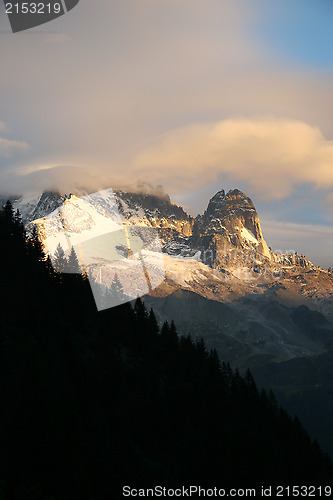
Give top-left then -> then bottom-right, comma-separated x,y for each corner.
0,201 -> 332,499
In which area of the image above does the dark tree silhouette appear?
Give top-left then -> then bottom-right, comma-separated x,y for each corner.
109,272 -> 126,304
0,202 -> 331,498
53,242 -> 68,273
67,246 -> 81,273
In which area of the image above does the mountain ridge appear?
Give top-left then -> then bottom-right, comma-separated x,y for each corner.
2,185 -> 333,461
3,186 -> 331,316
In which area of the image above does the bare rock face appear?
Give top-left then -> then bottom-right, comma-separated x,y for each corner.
9,186 -> 311,273
114,190 -> 194,243
191,189 -> 270,268
4,184 -> 333,318
10,191 -> 65,225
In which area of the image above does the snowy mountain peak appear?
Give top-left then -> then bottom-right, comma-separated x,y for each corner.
3,185 -> 319,277
2,185 -> 332,345
205,189 -> 255,219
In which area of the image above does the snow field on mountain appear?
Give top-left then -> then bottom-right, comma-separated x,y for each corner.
241,227 -> 259,245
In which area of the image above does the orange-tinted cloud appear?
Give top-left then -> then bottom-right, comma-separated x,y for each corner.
131,116 -> 333,200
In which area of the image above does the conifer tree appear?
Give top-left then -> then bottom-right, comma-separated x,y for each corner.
148,308 -> 159,337
27,225 -> 45,269
208,348 -> 221,375
268,389 -> 279,416
134,297 -> 147,321
245,367 -> 259,398
221,361 -> 233,391
2,199 -> 14,222
53,243 -> 68,273
160,320 -> 170,338
0,200 -> 15,243
110,273 -> 126,304
169,320 -> 178,342
0,201 -> 26,271
196,337 -> 208,360
44,254 -> 56,276
231,367 -> 245,396
67,246 -> 81,274
14,209 -> 25,240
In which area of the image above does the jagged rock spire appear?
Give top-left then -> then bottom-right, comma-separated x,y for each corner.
193,189 -> 270,259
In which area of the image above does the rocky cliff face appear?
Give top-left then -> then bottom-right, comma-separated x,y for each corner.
13,191 -> 65,224
191,188 -> 271,266
114,190 -> 194,243
9,186 -> 316,275
13,188 -> 194,244
4,185 -> 333,356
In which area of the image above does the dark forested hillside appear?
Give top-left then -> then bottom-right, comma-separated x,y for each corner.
0,202 -> 332,499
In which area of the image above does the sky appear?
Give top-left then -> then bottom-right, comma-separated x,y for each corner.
0,0 -> 333,267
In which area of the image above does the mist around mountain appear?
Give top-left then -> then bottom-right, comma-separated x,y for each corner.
0,201 -> 332,498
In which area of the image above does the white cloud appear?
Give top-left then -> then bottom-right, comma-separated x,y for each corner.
0,137 -> 29,157
131,116 -> 333,200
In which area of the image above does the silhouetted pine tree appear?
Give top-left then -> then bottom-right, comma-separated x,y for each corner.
245,367 -> 259,399
26,225 -> 45,271
221,361 -> 233,391
148,308 -> 159,336
134,296 -> 147,320
109,272 -> 126,304
53,242 -> 68,273
67,246 -> 81,273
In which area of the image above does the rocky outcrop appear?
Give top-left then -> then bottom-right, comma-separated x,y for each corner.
13,191 -> 65,224
114,190 -> 194,243
192,189 -> 270,261
8,185 -> 318,277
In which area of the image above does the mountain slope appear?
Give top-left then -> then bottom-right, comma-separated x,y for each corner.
8,186 -> 333,321
145,290 -> 333,369
4,185 -> 333,461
